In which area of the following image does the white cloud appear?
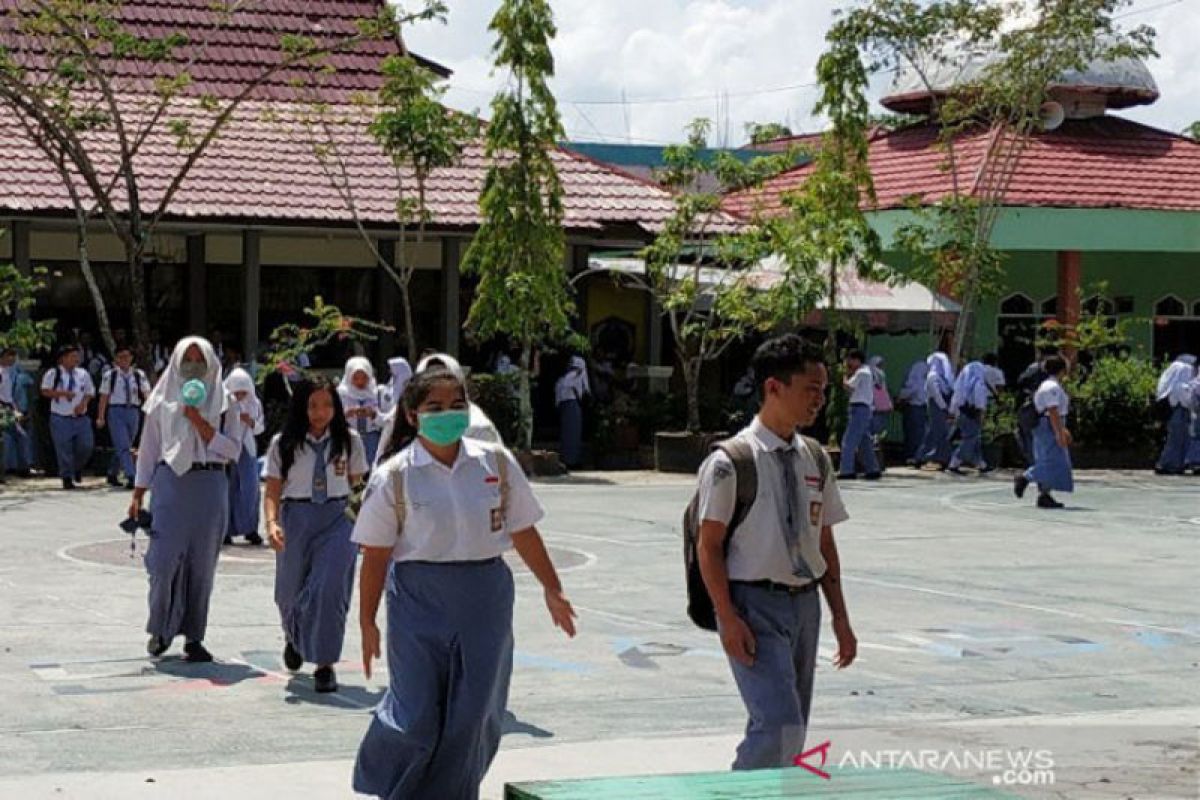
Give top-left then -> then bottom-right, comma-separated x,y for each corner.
404,0 -> 1198,145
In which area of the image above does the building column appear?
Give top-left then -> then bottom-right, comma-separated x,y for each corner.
441,237 -> 461,357
186,233 -> 207,335
242,230 -> 261,359
375,239 -> 398,361
11,221 -> 31,322
1056,250 -> 1081,355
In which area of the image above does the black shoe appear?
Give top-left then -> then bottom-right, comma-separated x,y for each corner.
1013,474 -> 1029,499
184,641 -> 213,663
106,474 -> 121,487
283,642 -> 303,672
979,465 -> 995,475
15,469 -> 31,479
314,666 -> 337,693
124,480 -> 135,490
245,532 -> 264,547
1036,494 -> 1064,509
74,472 -> 83,483
863,472 -> 882,481
947,466 -> 967,475
61,478 -> 75,491
223,535 -> 234,546
836,473 -> 857,480
146,635 -> 169,657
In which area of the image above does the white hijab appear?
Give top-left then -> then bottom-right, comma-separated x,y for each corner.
387,356 -> 413,400
223,367 -> 255,397
339,356 -> 378,402
416,352 -> 466,382
1157,355 -> 1197,402
927,351 -> 955,390
143,336 -> 229,477
950,361 -> 987,413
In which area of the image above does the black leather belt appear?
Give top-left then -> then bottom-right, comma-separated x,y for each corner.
283,496 -> 349,504
732,579 -> 819,595
159,461 -> 227,472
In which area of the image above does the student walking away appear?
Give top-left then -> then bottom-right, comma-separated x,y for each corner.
149,329 -> 171,380
947,360 -> 993,474
263,377 -> 367,693
896,358 -> 928,466
129,336 -> 246,662
224,368 -> 265,546
77,331 -> 108,385
337,357 -> 383,465
867,356 -> 893,438
1,348 -> 35,477
96,346 -> 152,489
690,334 -> 856,770
378,356 -> 413,418
917,351 -> 955,469
1015,347 -> 1054,466
351,367 -> 576,799
837,349 -> 881,480
1014,356 -> 1073,509
41,345 -> 96,490
1154,354 -> 1197,475
1186,371 -> 1200,475
375,352 -> 501,467
555,355 -> 590,469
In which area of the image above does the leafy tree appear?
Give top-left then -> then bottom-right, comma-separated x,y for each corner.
0,264 -> 56,355
643,119 -> 824,432
814,0 -> 1156,361
1185,121 -> 1200,141
0,0 -> 418,365
745,121 -> 793,145
282,2 -> 478,360
464,0 -> 574,451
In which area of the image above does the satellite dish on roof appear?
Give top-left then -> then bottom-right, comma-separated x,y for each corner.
1039,100 -> 1065,131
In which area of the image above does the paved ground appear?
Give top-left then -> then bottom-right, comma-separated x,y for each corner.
0,468 -> 1196,798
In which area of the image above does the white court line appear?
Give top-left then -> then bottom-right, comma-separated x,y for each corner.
56,540 -> 272,580
221,655 -> 375,712
848,574 -> 1200,639
542,529 -> 675,548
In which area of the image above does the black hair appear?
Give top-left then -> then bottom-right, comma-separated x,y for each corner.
0,347 -> 16,358
1043,355 -> 1067,376
277,376 -> 351,482
114,345 -> 133,357
751,334 -> 825,396
57,344 -> 79,361
846,348 -> 866,363
981,352 -> 998,366
377,367 -> 466,463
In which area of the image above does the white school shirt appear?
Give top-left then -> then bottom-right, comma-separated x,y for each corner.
337,386 -> 384,434
352,437 -> 543,562
925,371 -> 949,410
847,366 -> 875,407
99,366 -> 152,407
265,430 -> 368,499
1033,378 -> 1070,418
697,417 -> 849,588
0,365 -> 16,406
133,405 -> 244,488
232,397 -> 266,457
41,367 -> 94,417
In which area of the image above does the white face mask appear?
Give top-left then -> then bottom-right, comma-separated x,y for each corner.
179,361 -> 207,382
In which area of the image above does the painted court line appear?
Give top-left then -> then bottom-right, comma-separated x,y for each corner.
848,574 -> 1200,639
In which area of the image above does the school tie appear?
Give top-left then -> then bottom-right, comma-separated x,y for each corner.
356,401 -> 368,435
775,446 -> 813,580
66,369 -> 75,392
123,373 -> 133,405
310,438 -> 330,503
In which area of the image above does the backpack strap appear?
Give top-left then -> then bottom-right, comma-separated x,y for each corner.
390,466 -> 407,531
714,436 -> 757,540
494,446 -> 510,518
799,435 -> 830,492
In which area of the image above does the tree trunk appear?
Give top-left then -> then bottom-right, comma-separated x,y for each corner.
399,278 -> 418,363
127,245 -> 152,370
952,264 -> 981,364
518,340 -> 534,452
75,225 -> 116,356
683,355 -> 702,433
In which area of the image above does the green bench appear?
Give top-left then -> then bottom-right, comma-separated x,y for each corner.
506,766 -> 1020,799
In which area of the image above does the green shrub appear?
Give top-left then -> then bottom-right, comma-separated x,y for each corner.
470,373 -> 522,445
1066,354 -> 1158,449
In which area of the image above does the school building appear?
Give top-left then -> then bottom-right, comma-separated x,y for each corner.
724,54 -> 1200,385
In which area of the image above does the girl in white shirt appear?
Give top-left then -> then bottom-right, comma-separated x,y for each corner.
223,368 -> 265,546
337,357 -> 384,466
1014,356 -> 1073,509
263,377 -> 368,693
129,337 -> 244,663
350,366 -> 576,799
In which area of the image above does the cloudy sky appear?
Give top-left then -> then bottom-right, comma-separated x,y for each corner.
404,0 -> 1197,147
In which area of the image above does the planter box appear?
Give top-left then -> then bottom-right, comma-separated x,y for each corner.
654,431 -> 729,474
516,449 -> 567,477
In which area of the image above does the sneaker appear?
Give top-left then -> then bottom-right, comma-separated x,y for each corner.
1013,474 -> 1029,499
245,532 -> 264,547
146,635 -> 169,657
283,642 -> 303,672
314,666 -> 338,694
1036,494 -> 1064,509
183,641 -> 213,663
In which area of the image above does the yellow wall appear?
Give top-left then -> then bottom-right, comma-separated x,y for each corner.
586,280 -> 647,359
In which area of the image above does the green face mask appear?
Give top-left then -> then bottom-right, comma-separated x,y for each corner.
418,409 -> 470,446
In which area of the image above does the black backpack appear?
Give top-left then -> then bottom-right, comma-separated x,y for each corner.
682,434 -> 828,632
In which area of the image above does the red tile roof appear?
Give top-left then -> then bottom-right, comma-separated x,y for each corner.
0,0 -> 732,234
724,116 -> 1200,219
0,0 -> 446,102
0,98 -> 721,233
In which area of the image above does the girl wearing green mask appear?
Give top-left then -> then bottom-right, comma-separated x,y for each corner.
350,367 -> 576,799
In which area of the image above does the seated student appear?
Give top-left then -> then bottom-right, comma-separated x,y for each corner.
263,376 -> 367,693
224,368 -> 266,546
41,344 -> 95,490
96,345 -> 152,489
350,366 -> 576,799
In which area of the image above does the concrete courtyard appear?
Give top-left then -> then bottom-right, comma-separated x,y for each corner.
0,468 -> 1196,798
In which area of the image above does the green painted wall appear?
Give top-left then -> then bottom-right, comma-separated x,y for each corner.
863,332 -> 932,394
